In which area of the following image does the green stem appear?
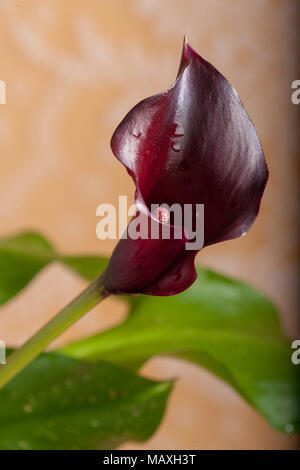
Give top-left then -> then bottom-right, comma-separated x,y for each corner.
0,276 -> 108,389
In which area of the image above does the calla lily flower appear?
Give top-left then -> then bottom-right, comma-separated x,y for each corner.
102,38 -> 268,296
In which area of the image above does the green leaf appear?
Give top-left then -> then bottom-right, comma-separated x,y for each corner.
1,231 -> 299,433
0,232 -> 107,305
0,351 -> 172,450
62,268 -> 300,432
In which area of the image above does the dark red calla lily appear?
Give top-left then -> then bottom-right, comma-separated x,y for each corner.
101,39 -> 268,296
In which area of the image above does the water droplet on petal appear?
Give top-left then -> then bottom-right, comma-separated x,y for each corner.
173,125 -> 184,136
132,130 -> 141,138
172,272 -> 182,282
153,206 -> 170,223
171,142 -> 180,152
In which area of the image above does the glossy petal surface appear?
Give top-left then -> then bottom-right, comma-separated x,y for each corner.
103,40 -> 268,295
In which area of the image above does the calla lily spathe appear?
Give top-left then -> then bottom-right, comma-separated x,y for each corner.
101,39 -> 268,296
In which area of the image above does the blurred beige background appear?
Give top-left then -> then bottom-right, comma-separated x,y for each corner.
0,0 -> 299,449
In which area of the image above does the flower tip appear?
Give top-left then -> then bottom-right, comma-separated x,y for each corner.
177,37 -> 204,78
183,35 -> 188,49
177,35 -> 191,77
